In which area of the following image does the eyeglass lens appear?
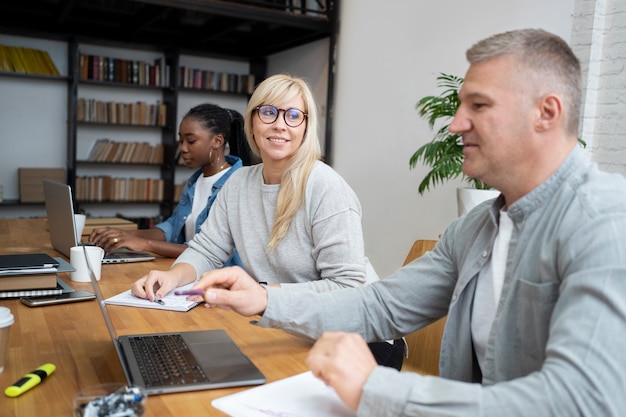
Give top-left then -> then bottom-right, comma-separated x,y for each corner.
256,105 -> 306,127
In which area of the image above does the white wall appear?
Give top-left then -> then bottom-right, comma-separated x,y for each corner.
266,38 -> 329,155
573,0 -> 626,176
0,35 -> 67,213
332,0 -> 577,277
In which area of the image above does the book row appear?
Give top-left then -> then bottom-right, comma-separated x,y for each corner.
77,98 -> 167,127
76,176 -> 165,202
78,52 -> 256,95
79,53 -> 170,87
0,43 -> 60,75
85,138 -> 164,164
178,67 -> 256,94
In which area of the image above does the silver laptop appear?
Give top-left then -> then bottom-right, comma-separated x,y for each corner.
84,249 -> 266,395
43,179 -> 156,264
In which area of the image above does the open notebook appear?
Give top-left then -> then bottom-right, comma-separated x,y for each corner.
43,179 -> 155,264
84,246 -> 266,395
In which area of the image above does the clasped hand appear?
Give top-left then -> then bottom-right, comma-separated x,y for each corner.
306,332 -> 377,411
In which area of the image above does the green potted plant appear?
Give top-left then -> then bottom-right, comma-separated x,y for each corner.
409,73 -> 491,194
410,73 -> 498,215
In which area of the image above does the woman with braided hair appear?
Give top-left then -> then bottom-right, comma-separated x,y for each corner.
90,103 -> 250,259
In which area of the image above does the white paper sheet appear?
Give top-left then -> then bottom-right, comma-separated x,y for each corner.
212,371 -> 357,417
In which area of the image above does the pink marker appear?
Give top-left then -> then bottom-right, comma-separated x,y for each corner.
174,289 -> 205,296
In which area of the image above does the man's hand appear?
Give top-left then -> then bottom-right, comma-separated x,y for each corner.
305,332 -> 377,410
191,266 -> 269,317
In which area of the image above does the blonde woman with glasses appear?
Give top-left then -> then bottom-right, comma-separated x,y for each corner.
132,74 -> 405,370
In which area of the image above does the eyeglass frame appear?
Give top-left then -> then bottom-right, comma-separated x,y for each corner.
254,105 -> 308,128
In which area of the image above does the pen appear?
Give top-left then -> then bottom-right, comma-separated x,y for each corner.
5,363 -> 56,397
154,297 -> 165,305
174,289 -> 205,296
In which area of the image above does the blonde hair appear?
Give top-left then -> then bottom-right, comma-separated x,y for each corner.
244,74 -> 322,250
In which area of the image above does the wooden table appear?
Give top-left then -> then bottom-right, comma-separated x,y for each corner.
0,218 -> 311,416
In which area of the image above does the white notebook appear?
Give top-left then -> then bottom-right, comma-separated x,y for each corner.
212,371 -> 356,417
104,282 -> 199,312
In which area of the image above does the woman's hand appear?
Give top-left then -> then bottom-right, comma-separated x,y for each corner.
89,227 -> 141,253
131,263 -> 196,302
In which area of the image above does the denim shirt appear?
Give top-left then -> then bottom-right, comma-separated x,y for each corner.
260,146 -> 626,417
155,155 -> 242,244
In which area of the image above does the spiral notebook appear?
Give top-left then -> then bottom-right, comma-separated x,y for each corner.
104,282 -> 199,312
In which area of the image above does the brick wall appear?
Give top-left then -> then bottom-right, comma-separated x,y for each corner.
572,0 -> 626,177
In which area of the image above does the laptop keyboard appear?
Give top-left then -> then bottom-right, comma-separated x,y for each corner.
128,334 -> 210,387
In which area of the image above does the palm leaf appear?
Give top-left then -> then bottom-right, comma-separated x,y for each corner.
410,73 -> 491,194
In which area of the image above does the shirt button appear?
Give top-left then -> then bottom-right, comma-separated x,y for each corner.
481,250 -> 488,257
452,294 -> 458,301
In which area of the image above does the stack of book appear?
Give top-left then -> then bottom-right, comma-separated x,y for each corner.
0,253 -> 64,298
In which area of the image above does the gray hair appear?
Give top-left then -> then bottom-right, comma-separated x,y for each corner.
467,29 -> 581,136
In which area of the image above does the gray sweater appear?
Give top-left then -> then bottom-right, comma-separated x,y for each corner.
175,161 -> 378,291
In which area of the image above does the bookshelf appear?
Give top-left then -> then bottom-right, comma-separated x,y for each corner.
69,41 -> 175,218
0,0 -> 337,221
0,37 -> 256,220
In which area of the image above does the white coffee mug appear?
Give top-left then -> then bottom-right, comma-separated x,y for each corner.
74,214 -> 86,241
0,307 -> 14,373
70,246 -> 105,282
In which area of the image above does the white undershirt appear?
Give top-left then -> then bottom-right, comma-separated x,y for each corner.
471,209 -> 514,372
184,170 -> 227,241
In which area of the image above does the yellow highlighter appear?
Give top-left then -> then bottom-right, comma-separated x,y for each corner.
5,363 -> 56,397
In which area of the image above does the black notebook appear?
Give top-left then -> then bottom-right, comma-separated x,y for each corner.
0,253 -> 60,271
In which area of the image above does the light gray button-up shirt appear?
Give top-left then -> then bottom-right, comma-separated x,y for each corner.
259,146 -> 626,416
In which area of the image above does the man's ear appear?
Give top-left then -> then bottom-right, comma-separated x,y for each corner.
535,94 -> 563,133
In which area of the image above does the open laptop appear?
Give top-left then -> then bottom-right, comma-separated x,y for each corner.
43,179 -> 156,264
84,248 -> 266,395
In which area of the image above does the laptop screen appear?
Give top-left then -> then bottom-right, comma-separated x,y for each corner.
42,179 -> 155,263
43,179 -> 80,258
